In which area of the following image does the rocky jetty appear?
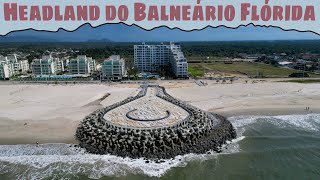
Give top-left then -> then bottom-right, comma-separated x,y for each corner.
76,85 -> 237,159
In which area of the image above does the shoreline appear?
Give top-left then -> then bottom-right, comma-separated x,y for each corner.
215,107 -> 320,117
0,117 -> 79,145
0,81 -> 319,145
0,108 -> 319,145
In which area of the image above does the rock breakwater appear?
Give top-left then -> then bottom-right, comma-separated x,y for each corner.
76,85 -> 236,159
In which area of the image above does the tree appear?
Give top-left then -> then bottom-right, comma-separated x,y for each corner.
127,66 -> 139,80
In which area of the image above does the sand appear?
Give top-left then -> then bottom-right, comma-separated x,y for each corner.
164,79 -> 320,116
0,84 -> 137,144
0,80 -> 319,144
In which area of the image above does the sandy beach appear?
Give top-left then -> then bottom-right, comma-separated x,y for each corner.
0,80 -> 319,144
165,80 -> 320,117
0,83 -> 138,144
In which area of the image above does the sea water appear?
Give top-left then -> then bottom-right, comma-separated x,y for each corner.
0,114 -> 319,180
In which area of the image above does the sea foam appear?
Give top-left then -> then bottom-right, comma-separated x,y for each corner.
229,113 -> 320,134
3,113 -> 318,179
0,136 -> 243,179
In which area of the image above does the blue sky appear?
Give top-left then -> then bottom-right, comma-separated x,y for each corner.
5,23 -> 320,42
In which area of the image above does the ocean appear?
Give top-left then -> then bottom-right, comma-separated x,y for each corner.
0,114 -> 319,180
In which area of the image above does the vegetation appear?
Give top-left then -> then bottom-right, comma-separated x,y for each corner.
189,62 -> 301,78
127,66 -> 139,80
181,40 -> 320,58
13,77 -> 92,81
1,40 -> 319,79
188,66 -> 205,77
1,40 -> 320,61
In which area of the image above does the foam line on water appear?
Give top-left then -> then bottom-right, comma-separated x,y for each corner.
229,113 -> 320,133
0,137 -> 244,179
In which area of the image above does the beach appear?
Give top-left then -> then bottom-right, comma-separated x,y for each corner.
0,80 -> 319,145
166,79 -> 320,116
0,80 -> 320,179
0,83 -> 138,144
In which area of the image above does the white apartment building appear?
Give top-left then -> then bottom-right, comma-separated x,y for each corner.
31,55 -> 64,75
169,44 -> 189,78
69,55 -> 91,75
0,54 -> 30,79
134,42 -> 188,78
62,58 -> 70,69
18,60 -> 29,73
31,58 -> 56,75
0,63 -> 11,80
42,55 -> 64,73
87,57 -> 97,72
101,55 -> 126,81
134,43 -> 170,72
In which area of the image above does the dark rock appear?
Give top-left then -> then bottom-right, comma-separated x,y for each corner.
75,85 -> 237,160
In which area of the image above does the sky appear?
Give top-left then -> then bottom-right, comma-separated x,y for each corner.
4,23 -> 320,42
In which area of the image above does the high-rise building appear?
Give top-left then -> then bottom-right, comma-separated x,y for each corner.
0,63 -> 11,80
69,55 -> 91,75
134,42 -> 188,78
18,60 -> 30,73
31,58 -> 56,75
87,57 -> 97,72
31,55 -> 64,75
62,58 -> 70,68
0,54 -> 30,79
101,55 -> 126,81
134,43 -> 170,72
169,44 -> 189,78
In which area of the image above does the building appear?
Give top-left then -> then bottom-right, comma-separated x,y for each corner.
31,58 -> 56,75
169,45 -> 189,78
87,57 -> 97,72
101,55 -> 126,81
61,57 -> 70,71
134,43 -> 170,72
55,58 -> 64,73
0,54 -> 30,79
69,55 -> 91,75
134,42 -> 188,78
1,54 -> 29,73
31,55 -> 64,75
0,63 -> 11,80
18,60 -> 30,73
42,55 -> 64,73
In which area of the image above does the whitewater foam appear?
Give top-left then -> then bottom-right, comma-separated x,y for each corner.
4,113 -> 317,179
229,113 -> 320,134
0,136 -> 243,179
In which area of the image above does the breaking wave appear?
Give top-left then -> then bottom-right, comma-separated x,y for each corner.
229,113 -> 320,136
0,138 -> 241,179
2,114 -> 318,179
